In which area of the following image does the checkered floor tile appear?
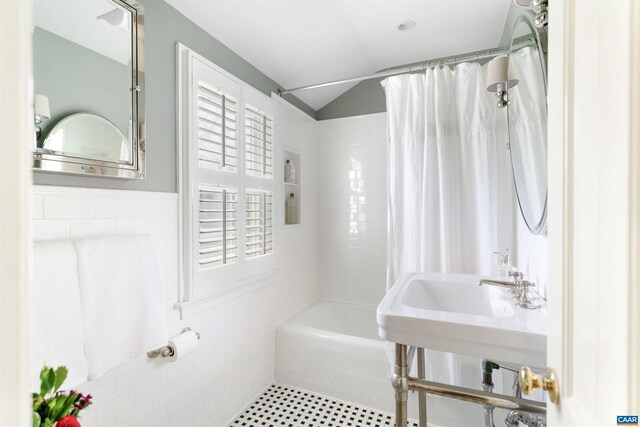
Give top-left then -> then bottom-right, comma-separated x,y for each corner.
230,384 -> 419,427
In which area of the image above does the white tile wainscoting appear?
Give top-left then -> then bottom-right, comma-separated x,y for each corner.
31,98 -> 319,427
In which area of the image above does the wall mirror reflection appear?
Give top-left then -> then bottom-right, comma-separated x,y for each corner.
507,13 -> 548,235
32,0 -> 145,179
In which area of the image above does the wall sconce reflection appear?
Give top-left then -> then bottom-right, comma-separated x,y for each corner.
35,94 -> 51,140
486,55 -> 519,109
97,8 -> 130,32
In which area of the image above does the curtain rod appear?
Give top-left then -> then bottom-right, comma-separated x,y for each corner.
278,41 -> 531,96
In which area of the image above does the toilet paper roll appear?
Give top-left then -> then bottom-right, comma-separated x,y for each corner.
168,330 -> 199,361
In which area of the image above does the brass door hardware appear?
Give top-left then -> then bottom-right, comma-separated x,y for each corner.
519,366 -> 560,404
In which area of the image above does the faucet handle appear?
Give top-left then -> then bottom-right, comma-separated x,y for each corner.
517,280 -> 538,309
508,270 -> 524,282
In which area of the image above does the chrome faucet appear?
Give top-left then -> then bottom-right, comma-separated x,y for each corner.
478,270 -> 538,309
478,270 -> 525,290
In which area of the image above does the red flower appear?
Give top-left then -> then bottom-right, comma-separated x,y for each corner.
56,415 -> 81,427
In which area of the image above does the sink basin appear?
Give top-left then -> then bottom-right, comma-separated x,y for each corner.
377,272 -> 547,368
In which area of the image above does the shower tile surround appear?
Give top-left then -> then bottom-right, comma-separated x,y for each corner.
317,113 -> 388,305
317,112 -> 548,303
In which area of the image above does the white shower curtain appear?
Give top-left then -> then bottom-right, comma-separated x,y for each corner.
384,62 -> 499,285
382,62 -> 506,383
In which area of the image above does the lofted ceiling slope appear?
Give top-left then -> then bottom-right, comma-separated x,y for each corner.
166,0 -> 512,111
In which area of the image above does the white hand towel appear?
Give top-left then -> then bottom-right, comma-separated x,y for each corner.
32,240 -> 88,388
73,235 -> 169,380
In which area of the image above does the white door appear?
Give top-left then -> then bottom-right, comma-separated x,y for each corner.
543,0 -> 640,425
0,0 -> 33,424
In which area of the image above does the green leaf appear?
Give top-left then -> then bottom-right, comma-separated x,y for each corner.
61,394 -> 79,419
49,394 -> 78,422
38,366 -> 48,381
52,366 -> 68,393
32,396 -> 44,411
32,411 -> 41,427
42,418 -> 53,427
46,397 -> 59,415
47,396 -> 64,421
39,367 -> 55,397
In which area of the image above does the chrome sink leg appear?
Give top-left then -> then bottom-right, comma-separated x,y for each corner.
417,347 -> 427,427
393,343 -> 408,427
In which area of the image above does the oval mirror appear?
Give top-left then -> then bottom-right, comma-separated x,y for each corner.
507,14 -> 548,234
43,113 -> 131,164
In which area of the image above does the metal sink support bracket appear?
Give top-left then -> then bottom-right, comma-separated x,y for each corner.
392,344 -> 546,427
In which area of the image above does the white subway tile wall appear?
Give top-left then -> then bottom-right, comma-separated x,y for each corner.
317,113 -> 388,305
31,97 -> 318,427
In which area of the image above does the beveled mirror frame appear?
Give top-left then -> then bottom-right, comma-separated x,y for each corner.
32,0 -> 145,179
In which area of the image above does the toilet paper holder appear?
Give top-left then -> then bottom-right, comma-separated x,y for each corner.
147,327 -> 200,359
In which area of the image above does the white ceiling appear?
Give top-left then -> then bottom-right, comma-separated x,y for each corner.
166,0 -> 512,111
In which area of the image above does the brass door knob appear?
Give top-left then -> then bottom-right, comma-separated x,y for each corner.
519,366 -> 560,404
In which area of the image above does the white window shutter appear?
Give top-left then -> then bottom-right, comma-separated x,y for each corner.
245,105 -> 273,178
198,185 -> 238,268
189,57 -> 243,294
196,84 -> 238,172
245,190 -> 273,258
179,47 -> 277,301
243,88 -> 276,267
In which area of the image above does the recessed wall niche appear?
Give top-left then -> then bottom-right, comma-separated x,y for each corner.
283,148 -> 300,225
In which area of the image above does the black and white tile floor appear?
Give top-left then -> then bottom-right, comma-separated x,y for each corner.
230,384 -> 419,427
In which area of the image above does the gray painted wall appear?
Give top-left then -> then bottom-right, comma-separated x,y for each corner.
317,2 -> 525,121
317,78 -> 386,121
34,28 -> 131,145
34,0 -> 316,192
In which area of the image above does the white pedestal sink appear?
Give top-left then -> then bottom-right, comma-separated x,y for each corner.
377,272 -> 547,368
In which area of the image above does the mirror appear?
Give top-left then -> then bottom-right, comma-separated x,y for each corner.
507,13 -> 548,234
32,0 -> 145,179
44,113 -> 131,164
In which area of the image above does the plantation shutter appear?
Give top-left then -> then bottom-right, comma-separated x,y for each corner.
196,84 -> 238,172
245,105 -> 273,178
189,57 -> 243,293
180,48 -> 277,300
243,93 -> 276,265
245,190 -> 274,258
198,185 -> 238,268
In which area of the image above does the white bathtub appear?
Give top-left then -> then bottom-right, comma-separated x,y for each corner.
275,299 -> 498,426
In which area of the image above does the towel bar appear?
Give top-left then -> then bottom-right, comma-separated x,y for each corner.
147,327 -> 200,359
